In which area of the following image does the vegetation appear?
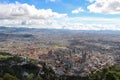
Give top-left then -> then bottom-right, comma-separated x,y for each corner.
0,52 -> 41,80
0,55 -> 13,59
89,66 -> 120,80
1,52 -> 120,80
0,52 -> 13,60
3,73 -> 19,80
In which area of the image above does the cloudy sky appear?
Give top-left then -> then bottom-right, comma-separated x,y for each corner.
0,0 -> 120,30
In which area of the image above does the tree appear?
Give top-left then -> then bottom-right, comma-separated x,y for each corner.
105,71 -> 119,80
3,73 -> 19,80
35,76 -> 43,80
26,73 -> 34,80
0,78 -> 3,80
88,66 -> 120,80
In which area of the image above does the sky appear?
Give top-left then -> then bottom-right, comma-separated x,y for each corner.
0,0 -> 120,30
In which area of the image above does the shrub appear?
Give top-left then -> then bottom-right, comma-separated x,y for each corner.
3,73 -> 19,80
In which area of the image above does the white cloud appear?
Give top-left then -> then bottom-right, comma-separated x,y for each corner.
87,0 -> 120,14
0,2 -> 67,19
0,16 -> 120,30
0,2 -> 120,30
72,7 -> 84,14
87,0 -> 95,3
60,17 -> 120,30
49,0 -> 57,2
0,2 -> 67,29
66,24 -> 120,30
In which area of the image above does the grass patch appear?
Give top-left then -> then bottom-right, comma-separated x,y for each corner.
0,55 -> 13,59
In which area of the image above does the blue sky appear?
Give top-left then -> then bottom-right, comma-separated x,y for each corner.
0,0 -> 120,30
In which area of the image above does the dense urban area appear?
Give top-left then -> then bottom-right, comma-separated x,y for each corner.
0,26 -> 120,80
